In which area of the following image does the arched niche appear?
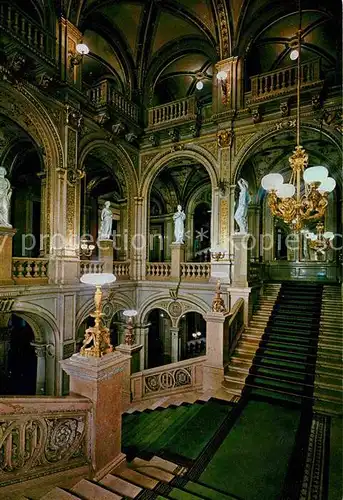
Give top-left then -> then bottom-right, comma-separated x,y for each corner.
0,116 -> 44,257
233,125 -> 342,264
78,139 -> 137,261
145,308 -> 173,369
147,157 -> 212,263
178,311 -> 206,361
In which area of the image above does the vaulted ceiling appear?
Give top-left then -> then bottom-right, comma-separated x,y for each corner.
56,0 -> 341,105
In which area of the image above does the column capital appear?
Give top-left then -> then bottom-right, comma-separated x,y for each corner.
31,343 -> 46,357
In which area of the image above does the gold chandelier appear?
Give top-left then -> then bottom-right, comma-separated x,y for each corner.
261,18 -> 336,231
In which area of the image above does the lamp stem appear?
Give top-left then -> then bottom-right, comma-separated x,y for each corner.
296,2 -> 302,147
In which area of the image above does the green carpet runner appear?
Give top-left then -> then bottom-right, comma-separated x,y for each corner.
245,282 -> 323,403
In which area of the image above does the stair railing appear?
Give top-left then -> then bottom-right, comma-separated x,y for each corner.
131,356 -> 206,401
0,396 -> 92,486
226,298 -> 245,359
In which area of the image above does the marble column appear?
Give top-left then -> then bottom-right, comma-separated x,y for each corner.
131,197 -> 145,280
170,327 -> 179,363
31,343 -> 46,395
60,352 -> 130,480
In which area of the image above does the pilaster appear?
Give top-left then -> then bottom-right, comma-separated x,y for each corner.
0,227 -> 16,284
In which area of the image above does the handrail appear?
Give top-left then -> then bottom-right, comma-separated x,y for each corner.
131,356 -> 206,401
0,396 -> 91,486
225,298 -> 245,361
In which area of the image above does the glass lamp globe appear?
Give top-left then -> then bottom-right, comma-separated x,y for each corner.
290,49 -> 299,60
261,173 -> 284,191
276,183 -> 295,199
303,166 -> 328,184
217,70 -> 227,81
76,43 -> 90,55
318,177 -> 336,193
196,80 -> 204,90
123,309 -> 138,317
80,273 -> 116,286
323,231 -> 335,240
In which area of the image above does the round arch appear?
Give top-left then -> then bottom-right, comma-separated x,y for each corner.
139,145 -> 218,263
75,293 -> 134,332
232,122 -> 342,185
78,136 -> 138,193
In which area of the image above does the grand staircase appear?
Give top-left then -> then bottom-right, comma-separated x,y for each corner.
223,281 -> 341,407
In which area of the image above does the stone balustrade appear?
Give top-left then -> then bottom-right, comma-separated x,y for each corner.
248,58 -> 322,103
148,95 -> 197,128
113,261 -> 130,279
130,356 -> 205,401
0,2 -> 55,62
146,262 -> 171,279
0,396 -> 91,486
88,79 -> 139,122
12,258 -> 49,283
80,260 -> 104,275
181,262 -> 211,280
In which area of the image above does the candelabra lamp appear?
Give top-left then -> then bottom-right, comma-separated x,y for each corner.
261,22 -> 336,232
79,273 -> 116,357
123,309 -> 138,346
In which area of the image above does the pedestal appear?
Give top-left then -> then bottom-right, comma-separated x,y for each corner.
98,239 -> 114,274
0,227 -> 16,285
60,352 -> 130,480
210,260 -> 233,284
203,312 -> 229,391
171,242 -> 184,279
231,233 -> 251,287
115,344 -> 143,410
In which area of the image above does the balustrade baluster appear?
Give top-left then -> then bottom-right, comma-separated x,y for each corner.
42,262 -> 47,277
26,261 -> 33,278
5,432 -> 12,469
14,11 -> 19,33
21,16 -> 25,37
17,262 -> 24,278
33,261 -> 39,277
0,4 -> 4,25
27,23 -> 32,44
40,33 -> 44,51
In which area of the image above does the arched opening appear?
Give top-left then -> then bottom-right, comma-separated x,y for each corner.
193,201 -> 211,261
109,310 -> 126,347
0,314 -> 37,395
179,312 -> 206,360
0,115 -> 43,257
80,147 -> 128,261
148,160 -> 211,262
146,308 -> 172,368
236,128 -> 342,271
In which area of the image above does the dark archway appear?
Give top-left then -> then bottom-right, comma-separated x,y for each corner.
179,312 -> 206,360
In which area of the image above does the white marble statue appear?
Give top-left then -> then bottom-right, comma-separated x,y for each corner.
234,178 -> 250,233
98,201 -> 113,239
173,204 -> 186,243
0,167 -> 12,228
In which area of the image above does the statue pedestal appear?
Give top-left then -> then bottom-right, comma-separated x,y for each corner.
171,243 -> 184,279
98,239 -> 113,274
60,352 -> 129,480
203,312 -> 229,391
0,227 -> 16,285
231,233 -> 250,287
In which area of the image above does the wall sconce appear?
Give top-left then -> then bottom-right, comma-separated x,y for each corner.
217,70 -> 229,104
69,43 -> 89,67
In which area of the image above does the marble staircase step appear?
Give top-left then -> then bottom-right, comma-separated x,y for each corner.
148,455 -> 186,475
114,466 -> 159,489
100,474 -> 142,499
71,479 -> 123,499
40,488 -> 81,500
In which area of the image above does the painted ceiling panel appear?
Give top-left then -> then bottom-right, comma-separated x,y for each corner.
83,29 -> 125,83
262,12 -> 323,39
99,2 -> 143,58
174,0 -> 216,36
152,11 -> 204,54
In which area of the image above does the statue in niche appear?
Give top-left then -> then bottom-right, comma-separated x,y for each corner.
98,201 -> 113,240
173,204 -> 186,243
234,178 -> 250,233
0,167 -> 12,228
